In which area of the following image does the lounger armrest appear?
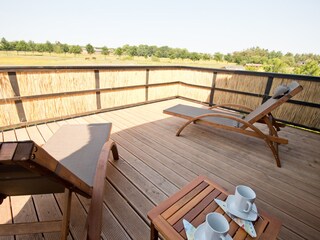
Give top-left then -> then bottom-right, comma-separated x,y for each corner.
209,104 -> 254,112
86,139 -> 118,240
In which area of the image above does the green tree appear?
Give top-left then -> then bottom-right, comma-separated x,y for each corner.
61,44 -> 69,55
201,53 -> 211,61
28,41 -> 36,53
101,46 -> 109,59
15,40 -> 29,54
53,42 -> 63,54
264,58 -> 288,73
294,60 -> 320,76
115,47 -> 123,56
127,45 -> 137,57
213,52 -> 223,62
155,46 -> 170,58
86,44 -> 95,54
35,43 -> 46,53
0,37 -> 12,51
189,52 -> 201,61
44,41 -> 54,54
137,45 -> 149,57
69,45 -> 82,55
224,53 -> 233,62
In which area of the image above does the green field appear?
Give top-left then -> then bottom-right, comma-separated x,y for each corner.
0,51 -> 234,68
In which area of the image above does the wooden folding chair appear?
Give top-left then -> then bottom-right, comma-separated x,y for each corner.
164,81 -> 303,167
0,123 -> 119,240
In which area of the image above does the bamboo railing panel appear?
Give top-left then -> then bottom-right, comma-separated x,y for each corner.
0,66 -> 319,131
100,88 -> 146,109
149,69 -> 183,84
0,100 -> 20,126
216,74 -> 268,94
23,94 -> 97,122
272,103 -> 319,128
213,91 -> 262,110
99,69 -> 146,88
16,70 -> 95,95
0,73 -> 20,126
178,85 -> 211,103
148,85 -> 179,101
0,73 -> 15,98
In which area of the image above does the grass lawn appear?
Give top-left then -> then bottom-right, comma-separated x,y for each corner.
0,51 -> 235,68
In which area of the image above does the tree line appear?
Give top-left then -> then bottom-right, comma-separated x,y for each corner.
1,38 -> 319,76
0,38 -> 85,55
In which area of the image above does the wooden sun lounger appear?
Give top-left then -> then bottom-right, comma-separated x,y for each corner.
0,123 -> 119,240
164,81 -> 303,167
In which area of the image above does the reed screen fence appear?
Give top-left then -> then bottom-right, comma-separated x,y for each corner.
0,66 -> 319,131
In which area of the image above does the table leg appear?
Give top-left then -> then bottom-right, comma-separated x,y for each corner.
150,223 -> 159,240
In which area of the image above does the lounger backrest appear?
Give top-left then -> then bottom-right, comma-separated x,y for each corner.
243,81 -> 303,125
0,123 -> 112,198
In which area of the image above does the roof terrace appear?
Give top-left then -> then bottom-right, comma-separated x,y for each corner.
0,66 -> 319,239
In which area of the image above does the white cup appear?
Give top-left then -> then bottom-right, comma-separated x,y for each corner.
204,212 -> 229,240
234,185 -> 256,213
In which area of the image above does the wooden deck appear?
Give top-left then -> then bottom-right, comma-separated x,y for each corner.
1,99 -> 319,240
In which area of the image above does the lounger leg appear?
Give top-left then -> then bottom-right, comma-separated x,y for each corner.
0,194 -> 6,205
150,223 -> 159,240
111,142 -> 119,160
264,140 -> 281,167
176,120 -> 195,136
263,116 -> 281,167
61,188 -> 72,240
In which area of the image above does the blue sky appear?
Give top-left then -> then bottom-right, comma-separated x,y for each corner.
1,0 -> 319,54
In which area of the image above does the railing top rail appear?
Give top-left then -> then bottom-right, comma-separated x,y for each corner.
0,65 -> 319,81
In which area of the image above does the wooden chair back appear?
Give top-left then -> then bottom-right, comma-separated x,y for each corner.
243,81 -> 303,125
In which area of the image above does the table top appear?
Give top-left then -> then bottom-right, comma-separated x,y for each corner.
147,176 -> 281,240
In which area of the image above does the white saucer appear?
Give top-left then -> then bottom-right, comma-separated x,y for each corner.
226,195 -> 258,221
194,223 -> 233,240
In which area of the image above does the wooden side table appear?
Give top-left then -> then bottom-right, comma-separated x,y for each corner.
147,176 -> 281,240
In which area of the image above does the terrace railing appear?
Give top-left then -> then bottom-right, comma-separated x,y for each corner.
0,66 -> 319,131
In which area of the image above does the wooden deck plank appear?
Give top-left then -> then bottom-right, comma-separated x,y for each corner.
109,155 -> 168,205
130,100 -> 320,181
0,198 -> 14,240
36,124 -> 54,142
100,111 -> 235,188
113,99 -> 317,238
103,180 -> 150,240
10,196 -> 43,240
278,226 -> 305,240
100,205 -> 131,240
123,103 -> 320,199
98,113 -> 198,182
106,162 -> 155,223
46,122 -> 61,133
120,118 -> 320,230
80,114 -> 180,197
1,99 -> 319,240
